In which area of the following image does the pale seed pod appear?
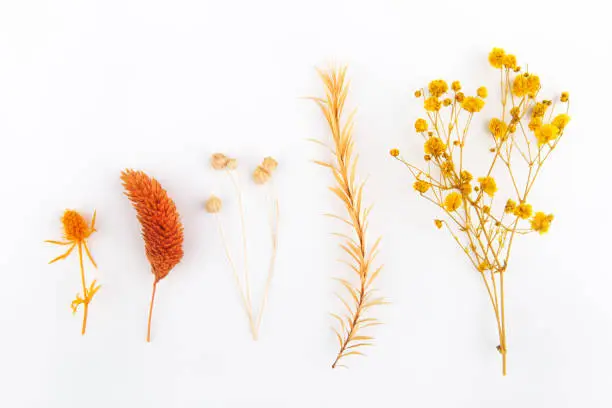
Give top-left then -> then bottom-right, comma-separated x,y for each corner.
253,166 -> 271,185
205,195 -> 223,213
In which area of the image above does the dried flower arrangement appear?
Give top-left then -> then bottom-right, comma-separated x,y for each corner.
121,169 -> 184,342
205,154 -> 280,340
311,67 -> 384,368
46,210 -> 100,335
390,48 -> 570,375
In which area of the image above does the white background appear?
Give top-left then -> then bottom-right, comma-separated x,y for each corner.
1,0 -> 611,407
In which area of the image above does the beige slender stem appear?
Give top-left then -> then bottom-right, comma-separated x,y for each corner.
215,214 -> 256,338
227,169 -> 254,339
255,183 -> 280,335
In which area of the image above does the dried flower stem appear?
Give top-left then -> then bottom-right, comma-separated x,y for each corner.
255,183 -> 280,334
312,67 -> 384,368
394,48 -> 569,375
215,213 -> 257,337
147,280 -> 157,343
226,169 -> 255,338
46,210 -> 100,335
77,243 -> 89,335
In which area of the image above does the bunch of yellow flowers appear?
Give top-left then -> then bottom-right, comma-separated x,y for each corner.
390,47 -> 570,375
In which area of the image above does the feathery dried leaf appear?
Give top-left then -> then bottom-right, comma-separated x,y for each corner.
312,67 -> 384,369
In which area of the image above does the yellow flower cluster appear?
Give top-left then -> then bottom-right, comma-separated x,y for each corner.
415,118 -> 428,132
429,80 -> 449,97
478,176 -> 497,197
512,74 -> 540,98
489,118 -> 508,140
531,212 -> 554,234
424,137 -> 446,157
390,48 -> 569,375
461,96 -> 485,113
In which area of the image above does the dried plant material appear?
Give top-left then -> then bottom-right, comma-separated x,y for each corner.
121,169 -> 184,342
253,157 -> 280,335
46,209 -> 100,335
210,155 -> 256,338
252,156 -> 278,185
207,193 -> 256,337
311,67 -> 384,368
205,195 -> 223,213
392,48 -> 570,375
207,155 -> 280,339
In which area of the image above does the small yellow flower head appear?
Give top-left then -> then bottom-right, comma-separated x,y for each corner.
455,92 -> 465,102
413,180 -> 430,193
389,148 -> 400,157
531,212 -> 554,234
440,160 -> 454,177
512,75 -> 528,97
424,154 -> 432,161
415,90 -> 422,98
62,210 -> 94,241
502,54 -> 517,70
510,107 -> 521,121
443,98 -> 452,107
560,92 -> 569,102
513,203 -> 533,219
428,80 -> 449,97
504,199 -> 517,213
424,137 -> 446,157
205,195 -> 223,213
424,96 -> 442,112
532,102 -> 548,118
444,192 -> 462,212
477,261 -> 490,272
461,96 -> 485,113
460,170 -> 473,183
527,75 -> 541,96
513,73 -> 540,98
477,87 -> 488,98
460,182 -> 472,196
488,118 -> 508,140
483,205 -> 491,214
552,114 -> 571,130
478,176 -> 497,197
489,48 -> 506,68
415,118 -> 428,132
508,123 -> 517,133
528,116 -> 542,131
434,219 -> 443,229
535,124 -> 560,146
451,81 -> 462,92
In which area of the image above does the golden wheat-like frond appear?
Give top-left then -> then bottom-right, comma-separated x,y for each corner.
312,67 -> 384,368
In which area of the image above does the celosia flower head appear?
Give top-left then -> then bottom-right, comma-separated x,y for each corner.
121,169 -> 184,281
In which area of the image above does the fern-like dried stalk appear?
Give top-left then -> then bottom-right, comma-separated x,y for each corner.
312,67 -> 384,368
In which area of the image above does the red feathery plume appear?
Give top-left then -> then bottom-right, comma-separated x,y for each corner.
121,169 -> 184,342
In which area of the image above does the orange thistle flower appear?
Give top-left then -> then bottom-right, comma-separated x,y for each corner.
121,169 -> 184,342
46,209 -> 100,335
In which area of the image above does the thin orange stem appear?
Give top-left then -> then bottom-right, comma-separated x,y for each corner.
147,280 -> 158,342
77,243 -> 88,335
